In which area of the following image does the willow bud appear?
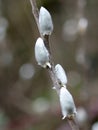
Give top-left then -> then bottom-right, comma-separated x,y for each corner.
39,7 -> 53,36
59,87 -> 77,119
55,64 -> 67,87
35,37 -> 51,68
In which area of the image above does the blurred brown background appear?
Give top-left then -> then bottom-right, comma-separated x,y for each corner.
0,0 -> 98,130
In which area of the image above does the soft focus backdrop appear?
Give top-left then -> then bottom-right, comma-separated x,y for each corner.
0,0 -> 98,130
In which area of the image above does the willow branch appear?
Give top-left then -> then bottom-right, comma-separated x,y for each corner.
29,1 -> 79,130
29,0 -> 60,94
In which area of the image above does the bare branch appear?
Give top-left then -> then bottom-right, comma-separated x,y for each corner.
67,117 -> 79,130
29,0 -> 41,36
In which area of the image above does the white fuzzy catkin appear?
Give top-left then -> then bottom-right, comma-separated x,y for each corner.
55,64 -> 67,86
35,37 -> 51,68
39,7 -> 53,36
59,87 -> 77,119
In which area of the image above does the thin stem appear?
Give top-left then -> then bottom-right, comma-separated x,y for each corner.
29,1 -> 79,130
43,35 -> 60,94
43,35 -> 50,53
67,116 -> 79,130
29,0 -> 41,36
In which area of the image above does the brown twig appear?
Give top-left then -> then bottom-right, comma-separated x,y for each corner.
67,117 -> 79,130
29,0 -> 79,130
29,0 -> 42,37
